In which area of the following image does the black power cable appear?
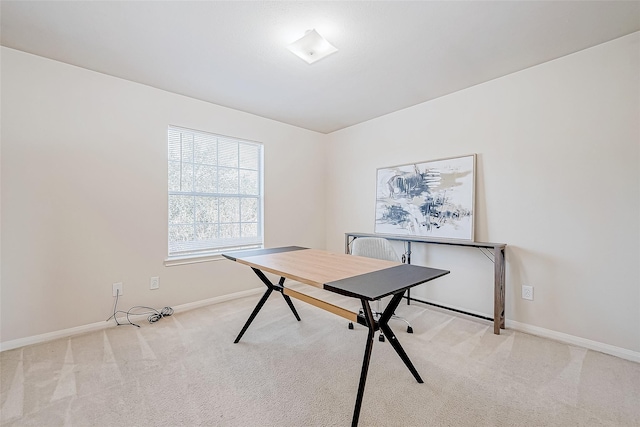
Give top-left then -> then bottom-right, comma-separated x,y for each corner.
106,289 -> 173,328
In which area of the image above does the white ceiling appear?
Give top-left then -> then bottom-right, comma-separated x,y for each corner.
1,1 -> 639,134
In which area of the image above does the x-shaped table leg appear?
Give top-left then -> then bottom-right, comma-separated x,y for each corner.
351,291 -> 423,426
233,268 -> 301,344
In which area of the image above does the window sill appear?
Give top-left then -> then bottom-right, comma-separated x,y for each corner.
164,253 -> 227,267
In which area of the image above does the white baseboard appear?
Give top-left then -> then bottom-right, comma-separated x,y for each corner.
3,288 -> 638,364
409,297 -> 640,363
0,319 -> 116,353
0,287 -> 263,352
506,319 -> 640,363
170,287 -> 263,314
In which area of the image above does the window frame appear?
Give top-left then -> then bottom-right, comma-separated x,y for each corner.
165,126 -> 264,264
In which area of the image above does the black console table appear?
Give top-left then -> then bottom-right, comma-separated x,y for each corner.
345,232 -> 506,335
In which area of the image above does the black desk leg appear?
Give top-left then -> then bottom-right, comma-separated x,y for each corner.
279,277 -> 301,321
352,300 -> 376,427
233,269 -> 301,344
351,293 -> 424,426
234,287 -> 272,343
378,292 -> 423,383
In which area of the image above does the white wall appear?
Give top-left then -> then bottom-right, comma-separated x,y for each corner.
325,33 -> 640,353
2,33 -> 639,356
0,47 -> 326,343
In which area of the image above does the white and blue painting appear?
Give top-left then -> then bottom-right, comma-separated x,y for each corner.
374,154 -> 475,241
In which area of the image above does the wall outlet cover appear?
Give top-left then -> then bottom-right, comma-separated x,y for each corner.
112,282 -> 123,297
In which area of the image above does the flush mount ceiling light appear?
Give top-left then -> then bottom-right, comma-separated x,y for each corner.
287,29 -> 338,64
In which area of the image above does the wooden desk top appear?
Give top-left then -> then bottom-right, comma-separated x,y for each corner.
224,247 -> 449,301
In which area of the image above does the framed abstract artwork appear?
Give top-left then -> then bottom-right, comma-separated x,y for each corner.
374,154 -> 476,241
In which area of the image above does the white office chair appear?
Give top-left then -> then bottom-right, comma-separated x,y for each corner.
348,237 -> 413,342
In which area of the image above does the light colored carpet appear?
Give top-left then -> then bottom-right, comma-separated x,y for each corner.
1,286 -> 639,426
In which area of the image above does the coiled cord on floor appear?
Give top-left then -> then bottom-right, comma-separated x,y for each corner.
106,290 -> 173,328
146,306 -> 175,323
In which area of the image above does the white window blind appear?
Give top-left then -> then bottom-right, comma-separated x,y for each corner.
168,126 -> 263,257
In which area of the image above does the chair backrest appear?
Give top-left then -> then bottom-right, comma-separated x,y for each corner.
350,237 -> 400,262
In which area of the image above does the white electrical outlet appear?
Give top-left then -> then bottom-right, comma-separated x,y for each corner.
112,282 -> 123,297
522,285 -> 533,301
150,276 -> 159,290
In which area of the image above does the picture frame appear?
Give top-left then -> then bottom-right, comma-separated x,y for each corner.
374,154 -> 476,241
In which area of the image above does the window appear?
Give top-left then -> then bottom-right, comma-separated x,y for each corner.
168,126 -> 263,258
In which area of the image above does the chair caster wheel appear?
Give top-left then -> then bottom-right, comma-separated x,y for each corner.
348,322 -> 354,330
407,326 -> 413,333
379,334 -> 385,342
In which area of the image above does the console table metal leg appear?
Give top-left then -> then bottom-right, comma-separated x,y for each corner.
406,242 -> 412,306
494,246 -> 506,334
